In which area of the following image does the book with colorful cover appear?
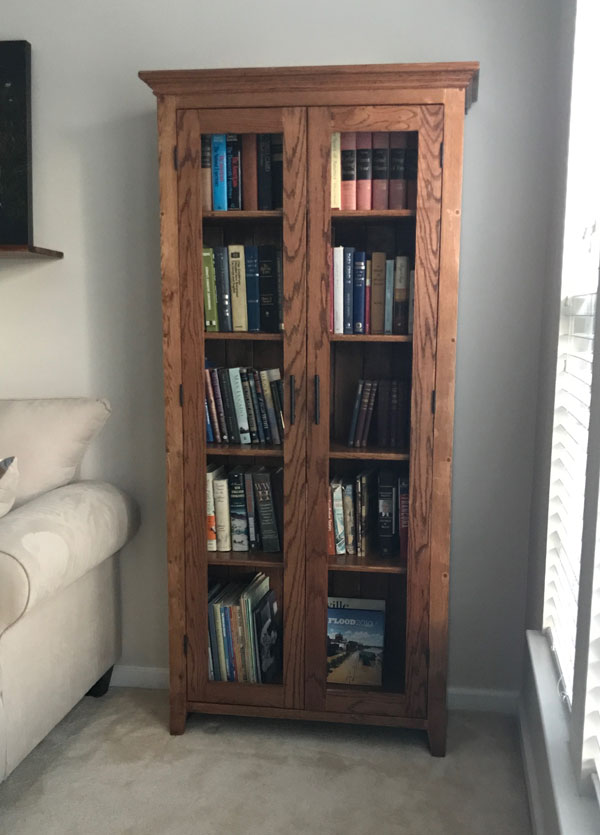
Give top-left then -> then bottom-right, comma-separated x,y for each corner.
327,603 -> 385,686
211,134 -> 227,211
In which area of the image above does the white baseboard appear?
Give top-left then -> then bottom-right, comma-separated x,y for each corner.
112,668 -> 518,715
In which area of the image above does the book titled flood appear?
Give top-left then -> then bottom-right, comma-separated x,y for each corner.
326,598 -> 385,687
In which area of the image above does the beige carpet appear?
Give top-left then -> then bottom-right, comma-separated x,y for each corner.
0,688 -> 531,834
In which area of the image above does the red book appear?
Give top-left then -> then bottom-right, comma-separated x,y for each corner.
356,132 -> 372,210
389,133 -> 407,209
372,133 -> 390,210
329,247 -> 334,332
340,132 -> 357,210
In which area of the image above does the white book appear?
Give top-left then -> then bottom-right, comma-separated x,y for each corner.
333,246 -> 344,334
213,473 -> 231,551
328,597 -> 386,612
206,464 -> 224,551
408,268 -> 415,334
331,132 -> 341,209
331,479 -> 346,555
228,368 -> 251,445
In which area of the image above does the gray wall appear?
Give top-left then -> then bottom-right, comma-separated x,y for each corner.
0,0 -> 567,695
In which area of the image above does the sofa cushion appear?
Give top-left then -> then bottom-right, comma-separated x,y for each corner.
0,398 -> 111,507
0,481 -> 139,635
0,457 -> 19,518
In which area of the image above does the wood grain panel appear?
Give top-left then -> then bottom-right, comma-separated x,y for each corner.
156,96 -> 187,734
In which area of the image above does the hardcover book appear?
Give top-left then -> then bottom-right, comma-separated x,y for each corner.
211,134 -> 227,211
241,133 -> 258,210
343,247 -> 355,334
389,132 -> 407,210
384,259 -> 394,334
372,132 -> 390,210
254,589 -> 282,684
393,255 -> 410,334
228,467 -> 249,551
340,132 -> 357,211
253,470 -> 280,552
370,252 -> 387,335
228,245 -> 249,331
213,246 -> 233,332
330,132 -> 341,209
342,481 -> 356,556
257,134 -> 272,210
327,605 -> 385,686
356,132 -> 372,210
228,368 -> 251,444
333,246 -> 344,334
201,134 -> 212,212
258,245 -> 280,333
331,479 -> 346,555
213,472 -> 231,551
378,469 -> 397,557
226,134 -> 241,210
244,245 -> 261,332
270,133 -> 283,210
202,248 -> 218,331
352,251 -> 366,334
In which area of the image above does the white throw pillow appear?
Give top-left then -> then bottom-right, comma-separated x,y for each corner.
0,456 -> 19,517
0,398 -> 111,507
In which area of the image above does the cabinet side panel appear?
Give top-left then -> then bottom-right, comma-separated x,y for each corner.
157,96 -> 187,733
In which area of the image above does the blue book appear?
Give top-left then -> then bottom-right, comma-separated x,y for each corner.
343,247 -> 355,334
244,246 -> 261,332
384,259 -> 394,334
211,134 -> 227,211
205,400 -> 214,442
353,251 -> 366,334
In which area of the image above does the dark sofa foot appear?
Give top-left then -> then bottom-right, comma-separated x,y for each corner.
86,666 -> 114,698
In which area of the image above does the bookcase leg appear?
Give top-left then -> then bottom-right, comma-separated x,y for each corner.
170,700 -> 187,735
427,718 -> 447,757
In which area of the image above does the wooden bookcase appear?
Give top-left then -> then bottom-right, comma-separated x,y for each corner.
140,62 -> 478,756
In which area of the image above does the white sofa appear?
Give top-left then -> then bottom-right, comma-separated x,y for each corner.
0,399 -> 139,782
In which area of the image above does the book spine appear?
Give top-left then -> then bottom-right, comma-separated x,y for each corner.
370,252 -> 386,335
201,134 -> 212,212
398,379 -> 410,450
408,269 -> 415,335
347,379 -> 364,447
226,134 -> 241,210
354,474 -> 362,557
389,132 -> 407,210
365,257 -> 372,334
398,476 -> 409,561
259,371 -> 281,445
330,132 -> 341,210
340,132 -> 357,211
228,245 -> 248,331
343,247 -> 355,334
229,470 -> 249,551
202,248 -> 218,331
389,379 -> 399,448
361,379 -> 379,447
210,368 -> 228,443
406,141 -> 418,211
244,245 -> 261,332
360,471 -> 370,556
228,368 -> 251,445
372,132 -> 390,210
213,601 -> 228,680
240,369 -> 259,444
257,134 -> 273,210
213,246 -> 232,332
213,477 -> 231,551
208,601 -> 221,680
378,469 -> 397,556
393,255 -> 410,334
327,487 -> 336,556
270,379 -> 285,440
333,246 -> 344,334
270,133 -> 283,210
342,482 -> 356,555
253,370 -> 272,444
247,372 -> 266,444
271,467 -> 284,549
352,250 -> 366,334
220,606 -> 234,680
329,248 -> 334,333
356,132 -> 372,211
241,134 -> 258,210
377,379 -> 391,448
331,481 -> 346,554
206,469 -> 218,551
211,134 -> 227,211
257,245 -> 280,333
218,367 -> 240,444
205,399 -> 214,442
275,249 -> 284,332
205,369 -> 221,444
253,472 -> 280,551
244,471 -> 258,550
354,380 -> 373,447
231,604 -> 247,682
384,259 -> 394,334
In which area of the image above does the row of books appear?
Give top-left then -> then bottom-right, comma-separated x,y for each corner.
328,469 -> 408,558
205,366 -> 284,446
208,574 -> 282,683
203,133 -> 283,212
330,249 -> 414,335
347,378 -> 410,449
327,596 -> 385,687
203,245 -> 282,333
331,132 -> 417,212
207,464 -> 283,553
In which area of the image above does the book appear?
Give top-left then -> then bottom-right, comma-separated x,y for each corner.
253,369 -> 272,444
389,132 -> 407,209
377,379 -> 391,448
253,470 -> 280,552
275,249 -> 284,331
354,472 -> 362,556
378,469 -> 397,557
209,368 -> 229,443
271,466 -> 284,549
211,134 -> 227,211
384,259 -> 394,334
228,368 -> 251,445
328,597 -> 385,612
333,245 -> 344,334
358,469 -> 374,556
406,140 -> 418,210
343,247 -> 355,334
213,471 -> 231,551
370,252 -> 386,334
329,250 -> 334,333
330,132 -> 341,209
228,467 -> 249,551
202,248 -> 218,331
259,369 -> 281,445
327,488 -> 336,556
240,573 -> 270,681
205,400 -> 214,442
331,479 -> 346,555
342,481 -> 356,556
393,255 -> 410,334
213,246 -> 232,332
228,245 -> 248,331
244,469 -> 259,550
398,476 -> 409,561
244,245 -> 261,332
210,585 -> 229,679
254,589 -> 282,683
270,378 -> 285,440
365,257 -> 372,334
340,132 -> 357,210
408,269 -> 415,335
226,134 -> 241,210
257,134 -> 273,210
206,464 -> 224,551
271,133 -> 283,210
389,379 -> 399,449
201,134 -> 212,212
217,367 -> 240,444
361,379 -> 379,447
249,371 -> 267,444
258,245 -> 280,333
347,379 -> 364,446
354,380 -> 373,448
207,581 -> 224,680
356,132 -> 372,210
241,134 -> 258,210
240,368 -> 259,444
372,132 -> 390,210
205,369 -> 221,444
327,605 -> 385,686
352,250 -> 366,334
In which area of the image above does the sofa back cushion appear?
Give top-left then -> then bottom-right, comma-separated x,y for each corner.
0,399 -> 111,507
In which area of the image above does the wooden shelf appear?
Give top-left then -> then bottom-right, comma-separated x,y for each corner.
207,443 -> 283,457
208,551 -> 283,568
329,443 -> 409,461
0,245 -> 63,258
329,333 -> 412,343
203,210 -> 282,220
328,553 -> 406,574
331,210 -> 415,220
205,331 -> 283,341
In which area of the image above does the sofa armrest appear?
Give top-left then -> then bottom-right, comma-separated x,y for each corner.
0,481 -> 139,635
